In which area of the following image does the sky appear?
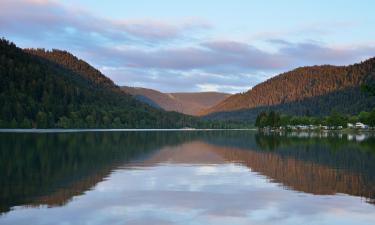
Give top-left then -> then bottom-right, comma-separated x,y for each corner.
1,0 -> 375,93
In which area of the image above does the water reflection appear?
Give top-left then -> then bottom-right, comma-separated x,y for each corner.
1,131 -> 375,225
0,132 -> 189,213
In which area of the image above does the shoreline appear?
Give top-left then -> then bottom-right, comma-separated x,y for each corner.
258,128 -> 375,134
0,128 -> 373,134
0,128 -> 257,133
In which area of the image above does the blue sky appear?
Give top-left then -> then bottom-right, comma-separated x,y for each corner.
1,0 -> 375,93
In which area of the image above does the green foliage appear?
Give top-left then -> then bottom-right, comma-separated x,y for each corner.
255,111 -> 281,128
36,111 -> 48,128
255,108 -> 375,128
361,84 -> 375,96
57,116 -> 71,128
327,110 -> 346,127
348,115 -> 359,124
359,111 -> 371,124
255,111 -> 268,128
369,108 -> 375,127
361,73 -> 375,96
267,111 -> 281,127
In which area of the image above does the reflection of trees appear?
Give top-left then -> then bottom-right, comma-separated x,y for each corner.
210,131 -> 375,177
212,145 -> 375,204
254,131 -> 375,152
205,131 -> 375,204
1,130 -> 375,214
255,133 -> 283,150
0,131 -> 204,214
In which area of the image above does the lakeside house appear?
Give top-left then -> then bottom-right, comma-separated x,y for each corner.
355,122 -> 369,129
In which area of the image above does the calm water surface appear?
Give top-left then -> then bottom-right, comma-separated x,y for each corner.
1,130 -> 375,225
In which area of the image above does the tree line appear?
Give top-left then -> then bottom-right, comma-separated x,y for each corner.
255,108 -> 375,128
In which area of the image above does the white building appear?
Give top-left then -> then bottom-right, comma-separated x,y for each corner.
355,122 -> 368,129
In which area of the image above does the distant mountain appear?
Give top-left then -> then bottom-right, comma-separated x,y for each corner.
0,38 -> 208,128
203,58 -> 375,121
122,86 -> 230,116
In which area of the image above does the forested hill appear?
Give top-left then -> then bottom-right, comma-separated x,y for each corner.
0,38 -> 204,128
203,57 -> 375,119
25,48 -> 117,90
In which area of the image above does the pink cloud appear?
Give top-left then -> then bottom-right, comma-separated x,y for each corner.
0,0 -> 211,42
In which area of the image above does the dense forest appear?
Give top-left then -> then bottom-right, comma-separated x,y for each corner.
203,57 -> 375,119
1,38 -> 234,128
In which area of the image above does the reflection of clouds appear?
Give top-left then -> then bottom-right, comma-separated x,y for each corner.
2,164 -> 375,225
126,217 -> 175,225
195,165 -> 218,175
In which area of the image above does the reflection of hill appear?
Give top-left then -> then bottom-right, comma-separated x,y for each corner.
136,141 -> 226,165
203,132 -> 375,204
0,132 -> 198,214
132,132 -> 375,204
204,132 -> 375,177
28,169 -> 111,207
1,131 -> 375,214
211,145 -> 375,203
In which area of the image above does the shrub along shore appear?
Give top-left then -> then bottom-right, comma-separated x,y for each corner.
255,109 -> 375,130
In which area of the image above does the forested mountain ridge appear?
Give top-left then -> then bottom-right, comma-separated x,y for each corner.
25,48 -> 117,91
0,38 -> 208,128
203,57 -> 375,117
122,86 -> 230,116
204,86 -> 375,122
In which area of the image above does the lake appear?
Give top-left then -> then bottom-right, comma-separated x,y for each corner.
1,130 -> 375,225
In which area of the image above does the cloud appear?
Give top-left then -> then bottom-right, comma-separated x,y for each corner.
0,0 -> 210,45
97,39 -> 375,93
91,40 -> 286,71
98,39 -> 375,72
116,19 -> 211,40
101,67 -> 255,93
279,41 -> 375,65
249,21 -> 358,41
1,0 -> 375,93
